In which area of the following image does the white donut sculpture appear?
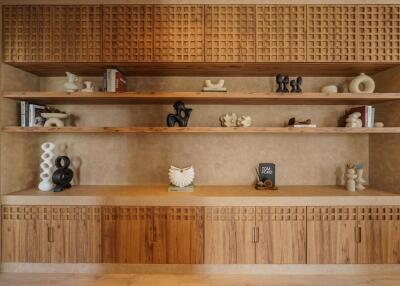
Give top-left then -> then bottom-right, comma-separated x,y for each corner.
349,73 -> 375,93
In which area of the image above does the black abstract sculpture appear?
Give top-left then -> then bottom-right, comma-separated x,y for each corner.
276,74 -> 289,92
290,77 -> 303,93
167,101 -> 192,127
52,156 -> 74,192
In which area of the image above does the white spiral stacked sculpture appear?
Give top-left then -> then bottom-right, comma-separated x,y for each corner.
38,142 -> 55,192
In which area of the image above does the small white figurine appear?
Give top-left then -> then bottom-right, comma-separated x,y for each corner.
321,85 -> 338,94
42,113 -> 69,127
345,164 -> 357,192
345,112 -> 362,128
81,81 -> 94,92
355,164 -> 366,191
220,113 -> 238,127
237,115 -> 252,127
64,72 -> 79,92
202,79 -> 227,92
168,166 -> 195,188
38,142 -> 55,192
374,122 -> 384,128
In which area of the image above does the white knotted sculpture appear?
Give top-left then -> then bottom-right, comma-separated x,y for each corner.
168,166 -> 195,188
38,142 -> 55,191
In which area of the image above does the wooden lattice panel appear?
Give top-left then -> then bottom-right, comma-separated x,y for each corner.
52,5 -> 102,62
153,5 -> 204,62
167,207 -> 204,221
2,205 -> 50,220
117,206 -> 153,220
3,6 -> 52,62
307,206 -> 358,221
103,5 -> 153,62
51,206 -> 101,221
205,5 -> 256,62
358,5 -> 400,62
269,207 -> 306,221
307,5 -> 358,62
256,5 -> 306,62
358,206 -> 400,221
205,207 -> 255,221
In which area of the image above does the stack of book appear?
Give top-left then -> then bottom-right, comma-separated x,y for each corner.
20,102 -> 46,127
103,68 -> 127,92
348,106 -> 376,127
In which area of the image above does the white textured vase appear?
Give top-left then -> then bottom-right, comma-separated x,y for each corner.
38,142 -> 55,191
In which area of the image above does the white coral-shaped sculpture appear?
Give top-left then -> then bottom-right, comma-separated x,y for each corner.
168,166 -> 195,188
237,115 -> 252,127
219,113 -> 238,127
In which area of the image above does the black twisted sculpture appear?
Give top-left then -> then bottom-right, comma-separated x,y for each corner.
52,156 -> 74,192
167,101 -> 192,127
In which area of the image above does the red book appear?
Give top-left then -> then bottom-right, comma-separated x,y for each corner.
349,106 -> 368,127
115,71 -> 127,92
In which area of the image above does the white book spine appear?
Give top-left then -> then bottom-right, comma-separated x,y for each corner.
20,101 -> 26,127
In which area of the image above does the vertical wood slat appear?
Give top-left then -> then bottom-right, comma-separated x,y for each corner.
153,5 -> 204,62
307,5 -> 358,62
256,5 -> 307,62
358,5 -> 400,62
205,5 -> 256,62
102,5 -> 153,62
1,206 -> 51,263
307,206 -> 358,264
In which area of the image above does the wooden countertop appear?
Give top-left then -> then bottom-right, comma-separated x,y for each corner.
2,185 -> 400,206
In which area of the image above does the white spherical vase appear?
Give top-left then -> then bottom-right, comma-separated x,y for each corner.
38,142 -> 55,192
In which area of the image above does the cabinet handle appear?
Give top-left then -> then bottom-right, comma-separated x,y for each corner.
355,226 -> 361,243
153,226 -> 157,243
48,226 -> 54,243
252,226 -> 255,243
255,226 -> 259,243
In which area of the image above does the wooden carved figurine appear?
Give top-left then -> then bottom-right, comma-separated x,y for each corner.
52,156 -> 74,192
167,101 -> 192,127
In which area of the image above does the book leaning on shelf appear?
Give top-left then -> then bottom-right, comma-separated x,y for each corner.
104,68 -> 127,92
20,102 -> 46,127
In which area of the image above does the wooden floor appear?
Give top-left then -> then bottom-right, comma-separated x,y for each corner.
0,274 -> 400,286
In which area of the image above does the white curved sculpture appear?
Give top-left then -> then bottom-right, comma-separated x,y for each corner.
203,79 -> 227,92
42,113 -> 68,127
168,166 -> 195,188
38,142 -> 55,191
349,73 -> 375,93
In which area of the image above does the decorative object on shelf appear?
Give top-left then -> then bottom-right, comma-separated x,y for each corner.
287,117 -> 316,128
345,112 -> 362,128
43,113 -> 69,127
81,81 -> 94,92
202,79 -> 227,92
71,157 -> 82,186
290,77 -> 302,93
237,115 -> 252,127
349,73 -> 375,93
276,74 -> 289,92
321,85 -> 338,94
355,163 -> 366,191
168,165 -> 195,192
219,113 -> 238,127
38,142 -> 55,192
167,101 -> 192,127
64,72 -> 79,92
345,164 -> 357,192
375,122 -> 384,128
52,156 -> 74,192
254,163 -> 278,190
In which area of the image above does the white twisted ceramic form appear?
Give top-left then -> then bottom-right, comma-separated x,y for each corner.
38,142 -> 55,191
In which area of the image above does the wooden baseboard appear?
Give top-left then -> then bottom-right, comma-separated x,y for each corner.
2,263 -> 400,275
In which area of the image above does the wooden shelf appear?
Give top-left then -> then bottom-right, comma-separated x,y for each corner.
4,91 -> 400,105
3,127 -> 400,134
6,62 -> 399,77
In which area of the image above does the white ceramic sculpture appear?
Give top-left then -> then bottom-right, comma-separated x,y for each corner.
349,73 -> 375,93
42,113 -> 68,127
64,72 -> 79,92
220,113 -> 238,127
38,142 -> 55,192
345,112 -> 362,128
168,166 -> 195,188
321,85 -> 338,94
237,115 -> 252,127
345,165 -> 357,192
374,122 -> 384,128
202,79 -> 227,92
355,164 -> 366,191
81,81 -> 94,92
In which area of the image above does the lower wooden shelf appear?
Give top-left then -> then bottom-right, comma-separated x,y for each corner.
2,126 -> 400,134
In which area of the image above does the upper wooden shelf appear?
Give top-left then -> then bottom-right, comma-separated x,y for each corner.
7,62 -> 399,77
4,91 -> 400,105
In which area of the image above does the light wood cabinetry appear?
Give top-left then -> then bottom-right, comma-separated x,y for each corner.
307,206 -> 358,264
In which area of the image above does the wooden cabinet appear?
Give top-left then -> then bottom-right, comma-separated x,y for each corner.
307,206 -> 358,264
102,206 -> 204,264
1,206 -> 101,263
358,206 -> 400,264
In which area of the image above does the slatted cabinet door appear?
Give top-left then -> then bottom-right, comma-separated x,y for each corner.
256,207 -> 306,264
166,207 -> 204,264
358,206 -> 400,264
205,207 -> 255,264
307,206 -> 357,264
1,206 -> 51,263
51,206 -> 102,263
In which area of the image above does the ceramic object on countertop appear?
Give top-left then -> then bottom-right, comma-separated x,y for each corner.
38,142 -> 55,192
81,81 -> 94,92
168,166 -> 195,188
349,73 -> 375,93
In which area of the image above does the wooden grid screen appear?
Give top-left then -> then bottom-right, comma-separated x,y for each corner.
307,5 -> 358,62
358,206 -> 400,221
205,207 -> 255,221
3,6 -> 52,62
205,5 -> 256,62
153,5 -> 204,62
307,206 -> 358,221
358,5 -> 400,62
256,5 -> 306,62
103,5 -> 153,62
52,6 -> 102,62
